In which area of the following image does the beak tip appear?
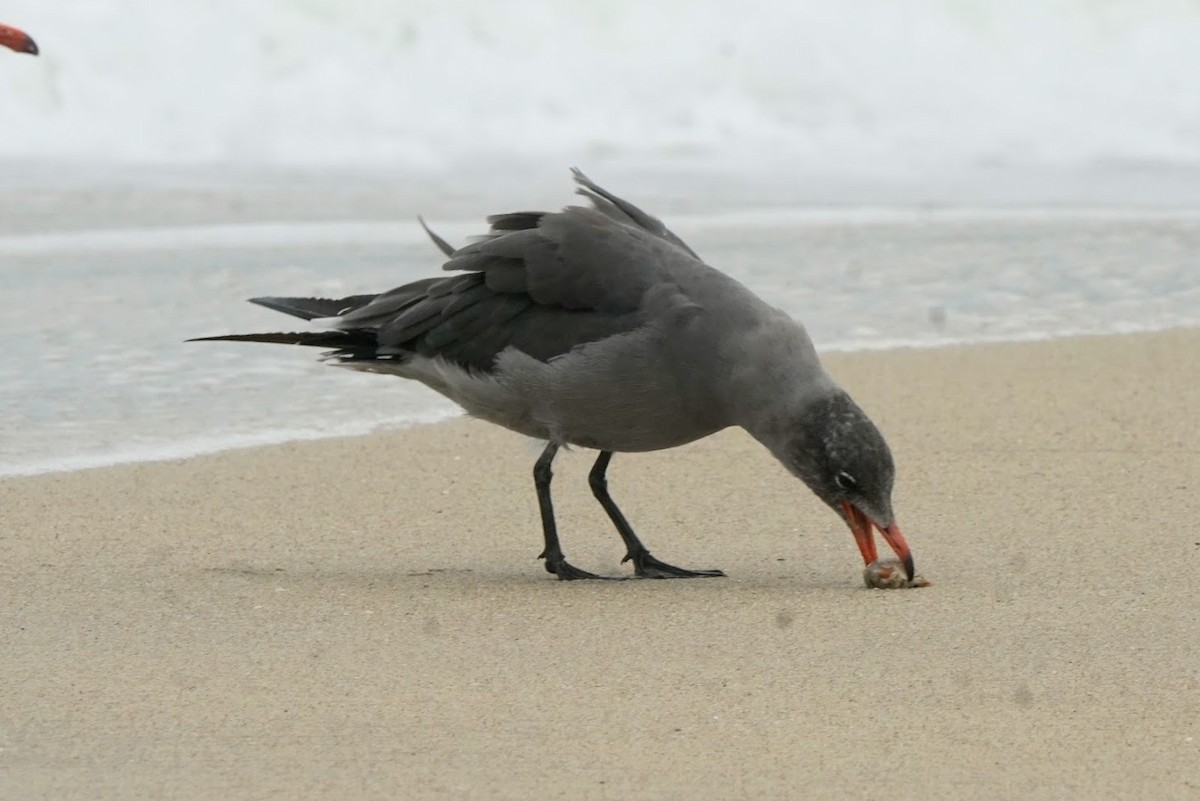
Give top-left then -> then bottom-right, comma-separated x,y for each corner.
878,520 -> 915,582
0,25 -> 37,55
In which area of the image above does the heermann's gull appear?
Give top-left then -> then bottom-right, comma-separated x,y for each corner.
193,170 -> 915,583
0,23 -> 37,55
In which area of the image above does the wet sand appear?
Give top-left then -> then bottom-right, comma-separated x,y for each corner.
2,329 -> 1198,799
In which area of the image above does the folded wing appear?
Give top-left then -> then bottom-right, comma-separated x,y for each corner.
194,172 -> 707,374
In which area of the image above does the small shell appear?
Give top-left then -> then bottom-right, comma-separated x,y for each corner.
863,559 -> 931,590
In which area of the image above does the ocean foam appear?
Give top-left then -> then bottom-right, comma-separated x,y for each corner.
3,1 -> 1200,176
0,408 -> 460,478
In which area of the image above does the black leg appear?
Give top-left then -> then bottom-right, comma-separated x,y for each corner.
587,451 -> 725,579
533,442 -> 606,580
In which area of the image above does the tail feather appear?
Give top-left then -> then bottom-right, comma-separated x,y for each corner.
249,294 -> 377,321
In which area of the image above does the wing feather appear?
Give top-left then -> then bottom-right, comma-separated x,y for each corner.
206,172 -> 707,374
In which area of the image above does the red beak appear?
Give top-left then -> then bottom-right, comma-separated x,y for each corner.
0,23 -> 38,56
841,500 -> 914,581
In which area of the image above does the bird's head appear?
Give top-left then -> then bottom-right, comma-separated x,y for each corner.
0,23 -> 38,56
780,391 -> 914,581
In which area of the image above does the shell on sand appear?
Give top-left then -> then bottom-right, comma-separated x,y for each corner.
863,559 -> 931,590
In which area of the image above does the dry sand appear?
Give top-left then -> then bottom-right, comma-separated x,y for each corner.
3,329 -> 1198,800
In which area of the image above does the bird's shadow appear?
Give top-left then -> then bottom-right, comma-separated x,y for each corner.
198,560 -> 872,594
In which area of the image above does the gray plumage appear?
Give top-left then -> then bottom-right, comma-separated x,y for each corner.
192,169 -> 915,583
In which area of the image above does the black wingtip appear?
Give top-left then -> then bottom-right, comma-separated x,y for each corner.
248,296 -> 297,315
250,296 -> 329,321
186,332 -> 301,344
247,297 -> 294,311
187,331 -> 363,348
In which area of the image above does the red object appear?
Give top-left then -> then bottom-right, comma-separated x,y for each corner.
0,23 -> 38,55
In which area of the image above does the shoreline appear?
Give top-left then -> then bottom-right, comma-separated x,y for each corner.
6,326 -> 1198,480
7,190 -> 1199,482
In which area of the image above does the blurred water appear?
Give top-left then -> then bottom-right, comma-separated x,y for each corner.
4,199 -> 1198,476
3,0 -> 1200,187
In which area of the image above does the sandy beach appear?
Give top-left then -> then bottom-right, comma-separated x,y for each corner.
2,328 -> 1198,800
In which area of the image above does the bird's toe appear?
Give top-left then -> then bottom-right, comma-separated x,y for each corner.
629,551 -> 725,579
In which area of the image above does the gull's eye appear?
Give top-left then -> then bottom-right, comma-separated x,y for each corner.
835,471 -> 858,492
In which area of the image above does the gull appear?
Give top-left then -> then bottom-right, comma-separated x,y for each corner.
193,170 -> 914,582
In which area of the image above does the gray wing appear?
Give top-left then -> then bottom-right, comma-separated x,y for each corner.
327,202 -> 705,373
199,172 -> 710,374
414,169 -> 699,262
569,168 -> 699,258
